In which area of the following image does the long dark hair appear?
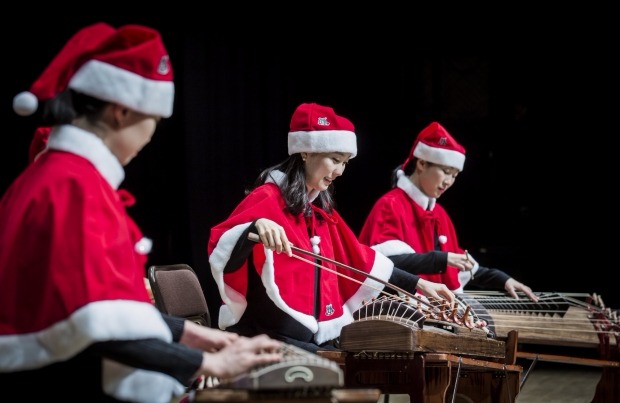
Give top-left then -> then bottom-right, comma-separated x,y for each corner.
390,156 -> 419,188
250,154 -> 336,217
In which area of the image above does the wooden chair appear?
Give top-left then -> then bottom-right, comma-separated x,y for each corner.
147,263 -> 211,327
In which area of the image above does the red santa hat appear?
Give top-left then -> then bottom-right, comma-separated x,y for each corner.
13,22 -> 174,118
288,102 -> 357,158
401,122 -> 466,172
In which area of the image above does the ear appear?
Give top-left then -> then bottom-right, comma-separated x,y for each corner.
111,104 -> 131,129
301,152 -> 308,161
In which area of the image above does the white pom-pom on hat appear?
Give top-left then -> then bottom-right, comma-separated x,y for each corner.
438,235 -> 447,244
13,91 -> 39,116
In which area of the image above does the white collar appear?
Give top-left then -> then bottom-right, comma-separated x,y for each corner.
47,125 -> 125,189
396,174 -> 436,211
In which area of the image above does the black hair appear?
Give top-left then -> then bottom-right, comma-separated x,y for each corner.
249,154 -> 336,217
390,157 -> 419,188
42,90 -> 108,126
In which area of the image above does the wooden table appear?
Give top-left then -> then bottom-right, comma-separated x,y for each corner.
190,388 -> 381,402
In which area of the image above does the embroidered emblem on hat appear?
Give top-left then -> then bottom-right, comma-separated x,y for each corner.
325,304 -> 335,316
158,55 -> 171,75
438,137 -> 448,146
317,117 -> 330,126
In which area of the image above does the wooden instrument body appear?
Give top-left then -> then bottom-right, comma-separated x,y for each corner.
336,304 -> 521,402
339,317 -> 506,360
458,291 -> 619,360
458,291 -> 620,402
215,342 -> 343,392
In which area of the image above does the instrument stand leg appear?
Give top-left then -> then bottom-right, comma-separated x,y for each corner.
593,366 -> 620,403
344,353 -> 428,402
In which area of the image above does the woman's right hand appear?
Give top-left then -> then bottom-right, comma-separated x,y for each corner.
254,218 -> 292,256
415,278 -> 456,310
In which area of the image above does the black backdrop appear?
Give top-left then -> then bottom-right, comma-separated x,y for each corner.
3,16 -> 617,323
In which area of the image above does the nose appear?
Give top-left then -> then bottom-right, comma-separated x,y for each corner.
334,164 -> 345,176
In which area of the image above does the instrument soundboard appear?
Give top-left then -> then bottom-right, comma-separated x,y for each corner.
215,342 -> 343,392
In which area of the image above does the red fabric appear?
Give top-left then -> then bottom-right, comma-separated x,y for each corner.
289,103 -> 355,132
359,187 -> 462,290
0,151 -> 150,334
117,188 -> 149,268
28,126 -> 52,163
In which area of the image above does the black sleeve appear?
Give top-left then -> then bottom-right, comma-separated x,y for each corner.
385,266 -> 420,295
161,313 -> 186,342
388,251 -> 448,275
85,338 -> 203,385
465,265 -> 510,290
224,220 -> 261,273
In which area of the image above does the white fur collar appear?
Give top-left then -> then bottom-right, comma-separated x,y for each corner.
396,174 -> 436,211
47,125 -> 125,189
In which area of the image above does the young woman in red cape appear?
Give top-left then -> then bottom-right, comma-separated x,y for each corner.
0,22 -> 281,402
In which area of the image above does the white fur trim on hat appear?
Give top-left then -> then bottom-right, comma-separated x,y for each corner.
70,60 -> 174,118
288,129 -> 357,158
413,141 -> 465,171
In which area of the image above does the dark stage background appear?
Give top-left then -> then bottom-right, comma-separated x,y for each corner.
3,16 -> 617,323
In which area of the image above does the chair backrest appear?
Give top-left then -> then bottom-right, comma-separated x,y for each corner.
148,263 -> 211,327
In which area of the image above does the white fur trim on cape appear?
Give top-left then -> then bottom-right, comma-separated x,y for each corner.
48,125 -> 125,189
209,223 -> 252,329
288,129 -> 357,158
103,359 -> 185,403
70,60 -> 174,118
0,300 -> 171,371
211,222 -> 319,333
371,239 -> 415,257
260,248 -> 319,334
397,174 -> 436,211
314,251 -> 394,344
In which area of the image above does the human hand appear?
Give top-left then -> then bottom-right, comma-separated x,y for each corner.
504,278 -> 539,302
181,321 -> 240,352
198,334 -> 283,379
447,252 -> 475,272
416,278 -> 456,310
255,218 -> 292,256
